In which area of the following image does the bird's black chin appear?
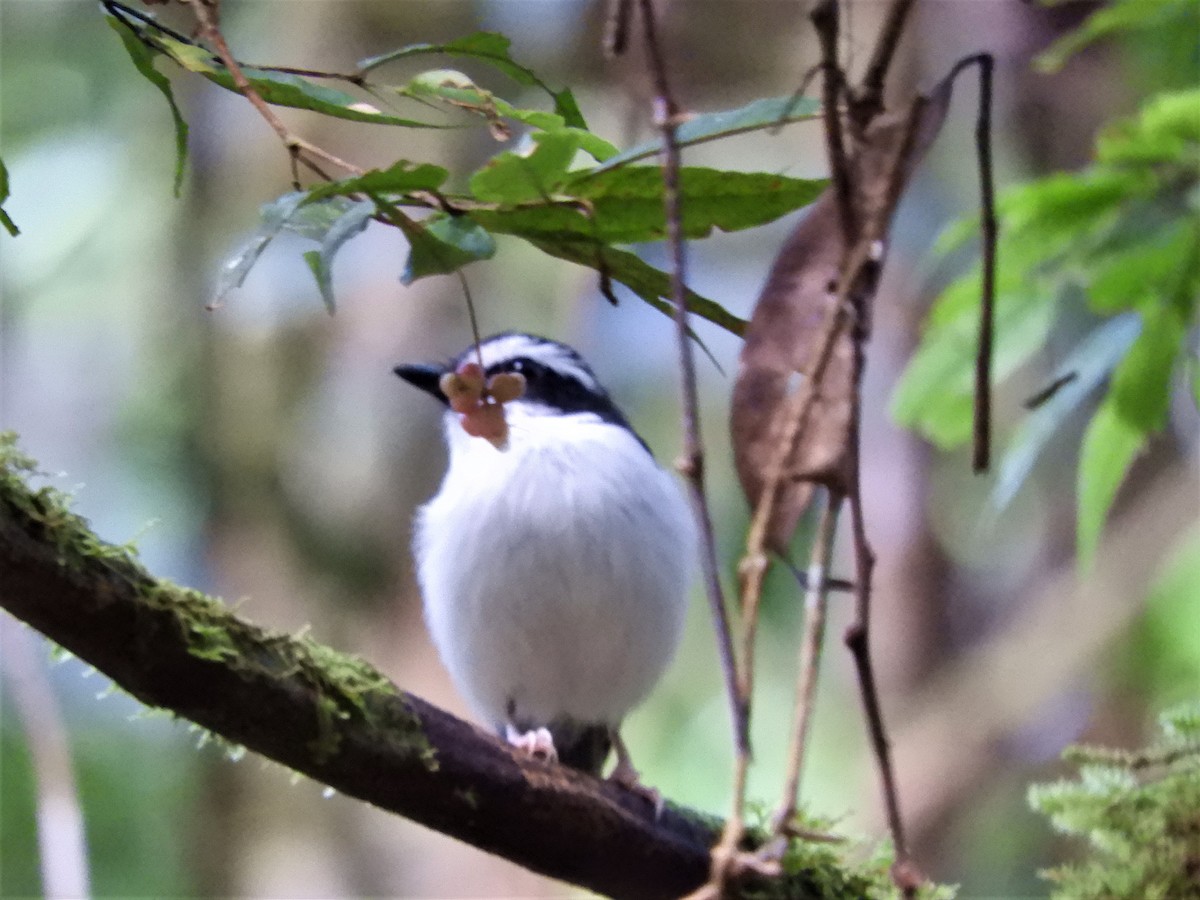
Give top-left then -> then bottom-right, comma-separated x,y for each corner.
393,363 -> 448,404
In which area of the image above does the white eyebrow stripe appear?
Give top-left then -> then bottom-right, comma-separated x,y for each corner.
476,335 -> 599,391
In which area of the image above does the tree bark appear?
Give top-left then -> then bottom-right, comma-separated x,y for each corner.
0,442 -> 876,899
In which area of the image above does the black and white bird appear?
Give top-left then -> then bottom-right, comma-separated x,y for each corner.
395,332 -> 694,785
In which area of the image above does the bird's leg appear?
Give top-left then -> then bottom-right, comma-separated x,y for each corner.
504,723 -> 558,763
608,729 -> 663,815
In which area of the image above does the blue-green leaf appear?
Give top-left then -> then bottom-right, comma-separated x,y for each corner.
302,200 -> 375,313
990,313 -> 1141,515
107,16 -> 189,197
216,192 -> 309,300
591,95 -> 823,172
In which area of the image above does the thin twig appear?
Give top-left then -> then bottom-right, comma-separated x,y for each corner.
180,0 -> 365,178
767,490 -> 843,845
957,54 -> 997,473
633,0 -> 745,761
605,0 -> 633,57
845,483 -> 919,894
810,0 -> 856,244
856,0 -> 918,120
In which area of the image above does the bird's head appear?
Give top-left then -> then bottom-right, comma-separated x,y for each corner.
394,332 -> 635,450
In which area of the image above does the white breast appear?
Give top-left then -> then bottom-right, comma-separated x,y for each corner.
413,406 -> 695,730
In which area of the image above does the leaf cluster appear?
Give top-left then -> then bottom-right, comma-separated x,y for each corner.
892,0 -> 1200,566
103,3 -> 828,339
1029,703 -> 1200,899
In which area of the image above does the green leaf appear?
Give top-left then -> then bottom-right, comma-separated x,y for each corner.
526,235 -> 746,338
397,212 -> 496,284
989,313 -> 1141,515
301,199 -> 375,313
302,161 -> 449,204
1036,0 -> 1194,72
106,16 -> 189,197
564,166 -> 827,243
397,71 -> 616,161
0,157 -> 18,237
145,32 -> 446,128
469,130 -> 582,204
471,166 -> 827,246
592,95 -> 823,172
1097,87 -> 1200,166
357,32 -> 586,129
1077,397 -> 1147,569
891,269 -> 1058,447
1088,220 -> 1198,313
1110,301 -> 1189,432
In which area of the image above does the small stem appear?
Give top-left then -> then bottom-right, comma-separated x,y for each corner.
810,0 -> 856,244
635,0 -> 745,757
181,0 -> 364,178
769,490 -> 842,838
858,0 -> 918,119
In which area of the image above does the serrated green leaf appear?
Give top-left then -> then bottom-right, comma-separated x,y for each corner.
592,95 -> 823,172
302,161 -> 449,204
471,166 -> 827,246
469,131 -> 582,204
1077,397 -> 1147,569
525,235 -> 746,338
142,32 -> 445,128
357,32 -> 586,129
302,199 -> 375,313
107,16 -> 189,197
398,212 -> 496,284
565,166 -> 827,243
0,157 -> 17,237
990,313 -> 1141,515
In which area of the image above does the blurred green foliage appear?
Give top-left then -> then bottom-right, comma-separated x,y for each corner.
892,0 -> 1200,567
1029,702 -> 1200,899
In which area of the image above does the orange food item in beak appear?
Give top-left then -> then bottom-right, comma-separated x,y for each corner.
438,361 -> 526,449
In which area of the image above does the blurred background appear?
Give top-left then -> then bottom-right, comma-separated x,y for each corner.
1,1 -> 1196,897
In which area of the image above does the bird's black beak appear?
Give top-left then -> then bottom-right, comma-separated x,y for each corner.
394,363 -> 449,405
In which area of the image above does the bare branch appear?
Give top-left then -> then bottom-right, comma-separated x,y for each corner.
633,0 -> 747,759
180,0 -> 365,178
0,452 -> 716,900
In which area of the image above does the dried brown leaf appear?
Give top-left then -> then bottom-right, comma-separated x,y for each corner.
731,75 -> 955,553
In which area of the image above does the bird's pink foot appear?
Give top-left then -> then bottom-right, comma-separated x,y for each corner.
505,724 -> 558,763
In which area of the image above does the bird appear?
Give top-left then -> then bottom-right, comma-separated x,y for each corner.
394,332 -> 695,787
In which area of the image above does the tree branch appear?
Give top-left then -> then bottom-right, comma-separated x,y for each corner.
0,440 -> 890,900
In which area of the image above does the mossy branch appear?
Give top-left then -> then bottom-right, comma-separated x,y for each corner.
0,435 -> 899,900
